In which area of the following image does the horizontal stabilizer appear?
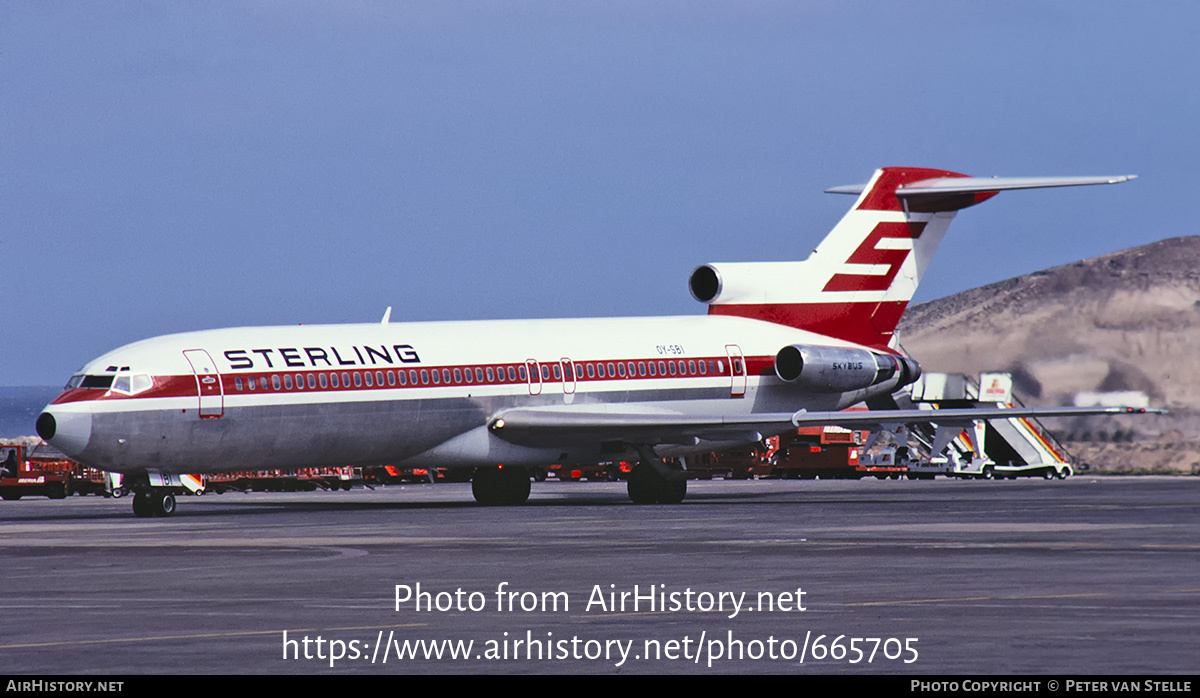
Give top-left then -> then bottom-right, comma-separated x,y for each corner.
826,175 -> 1136,197
827,173 -> 1135,212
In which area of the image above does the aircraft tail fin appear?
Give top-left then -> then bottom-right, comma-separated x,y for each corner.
693,167 -> 1135,349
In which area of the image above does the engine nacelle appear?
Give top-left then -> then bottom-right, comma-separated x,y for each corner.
774,344 -> 921,393
689,262 -> 803,305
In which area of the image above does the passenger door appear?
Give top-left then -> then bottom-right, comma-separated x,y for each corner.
183,349 -> 224,418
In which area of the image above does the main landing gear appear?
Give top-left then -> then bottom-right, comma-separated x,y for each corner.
132,490 -> 176,517
472,465 -> 532,506
627,459 -> 687,505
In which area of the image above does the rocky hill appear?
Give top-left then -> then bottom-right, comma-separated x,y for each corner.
898,236 -> 1200,473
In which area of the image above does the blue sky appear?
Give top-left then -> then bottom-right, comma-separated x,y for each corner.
3,2 -> 1195,386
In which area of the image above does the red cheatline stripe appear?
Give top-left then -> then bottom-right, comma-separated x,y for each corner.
51,355 -> 773,404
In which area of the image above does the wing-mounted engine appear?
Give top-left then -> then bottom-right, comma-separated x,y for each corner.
774,344 -> 920,393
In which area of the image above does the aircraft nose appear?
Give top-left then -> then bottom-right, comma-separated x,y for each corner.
36,409 -> 92,458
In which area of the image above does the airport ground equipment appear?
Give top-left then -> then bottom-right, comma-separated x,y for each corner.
0,442 -> 108,499
903,372 -> 1075,479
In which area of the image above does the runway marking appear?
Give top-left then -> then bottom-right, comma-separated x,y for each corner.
0,623 -> 427,651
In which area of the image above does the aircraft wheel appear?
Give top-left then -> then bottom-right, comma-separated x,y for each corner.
627,466 -> 657,504
1057,468 -> 1069,480
154,492 -> 177,516
658,477 -> 687,505
132,493 -> 153,517
472,466 -> 530,506
627,464 -> 687,504
982,465 -> 995,480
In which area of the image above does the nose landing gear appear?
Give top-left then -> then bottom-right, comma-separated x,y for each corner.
132,490 -> 177,517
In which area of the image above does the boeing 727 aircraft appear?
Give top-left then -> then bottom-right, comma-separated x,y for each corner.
36,167 -> 1151,516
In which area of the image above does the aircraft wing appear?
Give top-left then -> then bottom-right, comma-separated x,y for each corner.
487,405 -> 1164,448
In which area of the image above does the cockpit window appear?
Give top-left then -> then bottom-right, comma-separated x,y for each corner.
79,375 -> 115,389
110,372 -> 153,395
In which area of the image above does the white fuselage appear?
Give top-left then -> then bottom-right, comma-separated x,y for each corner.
41,313 -> 898,475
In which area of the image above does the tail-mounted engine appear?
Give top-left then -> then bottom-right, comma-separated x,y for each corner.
774,344 -> 920,393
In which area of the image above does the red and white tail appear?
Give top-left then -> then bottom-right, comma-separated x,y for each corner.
690,167 -> 1134,350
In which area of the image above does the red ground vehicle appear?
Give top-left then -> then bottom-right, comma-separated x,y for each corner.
0,443 -> 106,499
204,466 -> 358,492
689,427 -> 898,480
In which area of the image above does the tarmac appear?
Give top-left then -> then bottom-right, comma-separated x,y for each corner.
0,476 -> 1196,675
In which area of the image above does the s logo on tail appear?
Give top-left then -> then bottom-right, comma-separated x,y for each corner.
694,167 -> 1134,350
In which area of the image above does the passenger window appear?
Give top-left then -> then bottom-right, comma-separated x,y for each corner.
364,372 -> 373,387
331,373 -> 340,388
464,368 -> 473,384
688,360 -> 696,375
420,369 -> 429,385
388,371 -> 396,386
319,373 -> 328,388
261,376 -> 269,390
307,374 -> 316,389
648,362 -> 656,376
475,367 -> 484,382
607,362 -> 615,377
272,375 -> 281,390
442,369 -> 451,383
518,366 -> 527,381
638,362 -> 646,376
342,372 -> 351,387
699,361 -> 707,375
506,366 -> 516,381
541,365 -> 550,380
354,372 -> 363,387
717,360 -> 724,374
454,368 -> 463,383
431,370 -> 440,385
376,371 -> 384,386
284,375 -> 293,390
235,378 -> 244,391
486,367 -> 495,382
586,363 -> 595,378
553,364 -> 561,380
398,371 -> 407,385
248,377 -> 257,391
